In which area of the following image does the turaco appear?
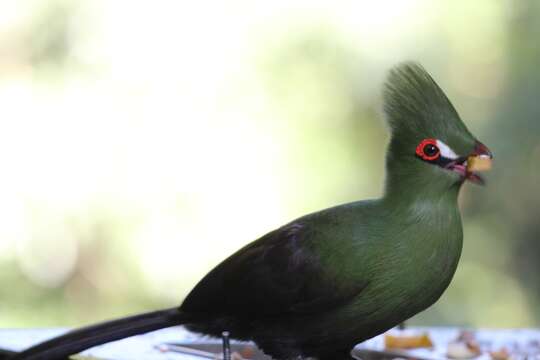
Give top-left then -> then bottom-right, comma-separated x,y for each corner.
12,62 -> 493,360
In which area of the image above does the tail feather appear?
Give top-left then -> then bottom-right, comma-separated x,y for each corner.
12,307 -> 187,360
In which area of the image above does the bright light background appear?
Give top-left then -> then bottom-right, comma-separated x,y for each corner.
1,0 -> 538,328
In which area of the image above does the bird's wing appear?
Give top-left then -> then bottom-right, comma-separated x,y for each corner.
180,220 -> 368,318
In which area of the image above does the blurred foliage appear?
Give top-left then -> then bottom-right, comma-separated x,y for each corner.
0,0 -> 538,329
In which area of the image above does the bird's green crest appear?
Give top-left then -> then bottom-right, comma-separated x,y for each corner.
383,62 -> 475,155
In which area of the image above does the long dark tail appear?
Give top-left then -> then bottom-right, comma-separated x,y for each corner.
11,307 -> 189,360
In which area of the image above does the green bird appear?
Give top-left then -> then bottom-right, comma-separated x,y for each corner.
11,62 -> 492,360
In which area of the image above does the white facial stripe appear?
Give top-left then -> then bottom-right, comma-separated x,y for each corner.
436,140 -> 458,160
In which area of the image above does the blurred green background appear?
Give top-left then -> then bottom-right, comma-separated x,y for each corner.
0,0 -> 538,328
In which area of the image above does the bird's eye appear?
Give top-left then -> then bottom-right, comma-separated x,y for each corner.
424,144 -> 438,157
416,139 -> 440,161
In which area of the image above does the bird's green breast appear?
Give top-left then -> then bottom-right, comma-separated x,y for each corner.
311,194 -> 463,338
368,197 -> 463,319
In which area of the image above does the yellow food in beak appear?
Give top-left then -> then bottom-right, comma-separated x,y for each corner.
467,155 -> 492,172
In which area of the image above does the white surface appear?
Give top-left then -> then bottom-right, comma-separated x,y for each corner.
2,327 -> 540,359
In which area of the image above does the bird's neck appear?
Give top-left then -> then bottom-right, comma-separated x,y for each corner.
382,164 -> 462,210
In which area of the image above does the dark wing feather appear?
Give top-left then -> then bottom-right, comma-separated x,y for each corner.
180,221 -> 367,318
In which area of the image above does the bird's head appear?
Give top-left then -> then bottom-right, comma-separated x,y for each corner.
382,63 -> 492,198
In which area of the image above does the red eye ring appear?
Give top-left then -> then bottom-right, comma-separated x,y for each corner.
416,138 -> 440,161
